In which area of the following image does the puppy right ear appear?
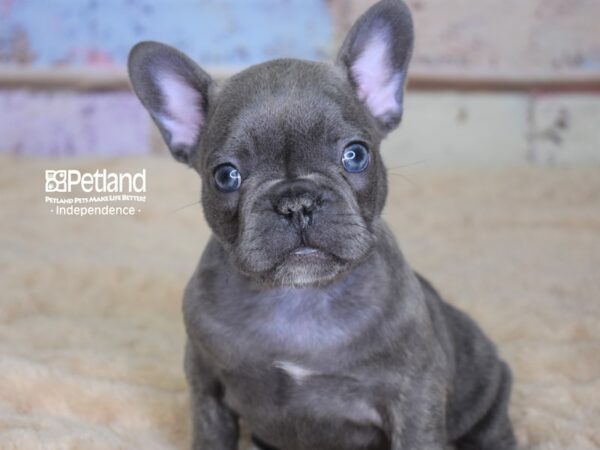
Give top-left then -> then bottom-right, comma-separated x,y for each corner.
128,41 -> 214,165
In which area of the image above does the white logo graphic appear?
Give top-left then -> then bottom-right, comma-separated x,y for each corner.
44,169 -> 147,216
45,170 -> 68,192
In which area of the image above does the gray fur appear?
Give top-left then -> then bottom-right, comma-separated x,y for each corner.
128,1 -> 517,449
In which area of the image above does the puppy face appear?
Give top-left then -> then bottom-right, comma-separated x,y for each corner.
128,0 -> 414,286
200,61 -> 385,286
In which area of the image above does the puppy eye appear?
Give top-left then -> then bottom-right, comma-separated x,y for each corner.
214,164 -> 242,192
342,143 -> 369,173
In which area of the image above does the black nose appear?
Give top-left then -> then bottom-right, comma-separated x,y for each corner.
272,179 -> 319,229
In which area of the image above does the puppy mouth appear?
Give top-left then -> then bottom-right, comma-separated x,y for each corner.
288,246 -> 328,260
269,245 -> 345,286
282,245 -> 341,271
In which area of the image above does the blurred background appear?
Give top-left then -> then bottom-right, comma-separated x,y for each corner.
1,0 -> 599,164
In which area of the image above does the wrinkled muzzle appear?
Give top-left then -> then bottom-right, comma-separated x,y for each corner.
233,175 -> 374,286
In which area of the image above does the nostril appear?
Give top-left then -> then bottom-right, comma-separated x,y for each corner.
300,212 -> 311,229
302,205 -> 314,218
303,201 -> 315,214
275,198 -> 296,217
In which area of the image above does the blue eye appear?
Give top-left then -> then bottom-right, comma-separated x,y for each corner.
214,164 -> 242,192
342,143 -> 369,173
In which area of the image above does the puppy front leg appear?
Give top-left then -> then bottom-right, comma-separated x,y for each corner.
189,389 -> 239,450
185,342 -> 239,450
389,423 -> 447,450
387,391 -> 448,450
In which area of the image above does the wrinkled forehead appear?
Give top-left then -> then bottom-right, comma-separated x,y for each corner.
203,61 -> 375,163
231,93 -> 359,150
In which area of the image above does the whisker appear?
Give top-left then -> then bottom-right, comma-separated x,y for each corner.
331,218 -> 397,241
327,214 -> 396,240
386,170 -> 419,188
385,159 -> 425,188
328,212 -> 365,219
327,220 -> 373,234
169,200 -> 201,213
386,159 -> 426,171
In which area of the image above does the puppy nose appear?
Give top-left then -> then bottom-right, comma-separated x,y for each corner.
277,195 -> 315,228
272,179 -> 319,229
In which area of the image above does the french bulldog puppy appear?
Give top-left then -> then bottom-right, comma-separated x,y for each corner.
128,1 -> 518,449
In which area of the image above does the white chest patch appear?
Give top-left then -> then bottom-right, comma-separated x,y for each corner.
273,361 -> 317,383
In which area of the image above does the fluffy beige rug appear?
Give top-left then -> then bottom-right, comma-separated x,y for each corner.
1,155 -> 599,450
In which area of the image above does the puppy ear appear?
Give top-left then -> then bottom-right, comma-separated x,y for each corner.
128,41 -> 214,165
336,0 -> 414,134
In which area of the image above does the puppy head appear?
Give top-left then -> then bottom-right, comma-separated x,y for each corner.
128,0 -> 413,286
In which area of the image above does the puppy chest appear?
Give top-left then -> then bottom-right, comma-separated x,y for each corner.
222,363 -> 385,448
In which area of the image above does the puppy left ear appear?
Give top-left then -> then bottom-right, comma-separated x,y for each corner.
336,0 -> 414,134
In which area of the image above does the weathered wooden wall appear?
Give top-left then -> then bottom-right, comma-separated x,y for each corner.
1,0 -> 599,164
328,0 -> 600,77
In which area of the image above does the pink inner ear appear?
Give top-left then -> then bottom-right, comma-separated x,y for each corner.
351,31 -> 402,119
155,72 -> 203,147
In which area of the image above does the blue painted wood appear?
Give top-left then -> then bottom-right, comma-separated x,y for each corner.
0,0 -> 332,67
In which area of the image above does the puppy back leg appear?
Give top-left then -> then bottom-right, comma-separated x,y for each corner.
454,362 -> 518,450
